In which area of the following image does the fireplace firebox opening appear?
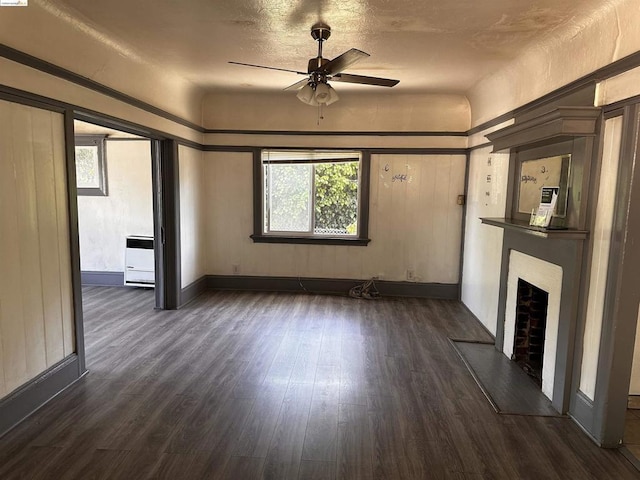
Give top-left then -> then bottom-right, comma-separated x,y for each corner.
513,278 -> 549,386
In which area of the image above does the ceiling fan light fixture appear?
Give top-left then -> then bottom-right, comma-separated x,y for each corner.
296,83 -> 318,105
324,84 -> 339,106
314,82 -> 330,103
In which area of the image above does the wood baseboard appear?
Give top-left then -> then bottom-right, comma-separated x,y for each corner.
0,355 -> 85,437
81,271 -> 124,286
205,275 -> 458,299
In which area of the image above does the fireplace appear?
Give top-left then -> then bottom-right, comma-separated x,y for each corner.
503,250 -> 562,402
513,279 -> 549,386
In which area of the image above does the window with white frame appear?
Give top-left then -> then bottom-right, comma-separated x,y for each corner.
252,149 -> 370,245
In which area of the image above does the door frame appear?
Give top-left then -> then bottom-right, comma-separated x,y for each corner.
71,111 -> 181,311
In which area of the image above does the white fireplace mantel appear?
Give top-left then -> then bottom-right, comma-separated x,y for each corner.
504,250 -> 563,401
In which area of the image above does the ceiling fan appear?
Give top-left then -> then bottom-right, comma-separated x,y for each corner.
229,23 -> 399,107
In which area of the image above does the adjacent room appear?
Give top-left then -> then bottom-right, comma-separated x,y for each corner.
1,1 -> 640,478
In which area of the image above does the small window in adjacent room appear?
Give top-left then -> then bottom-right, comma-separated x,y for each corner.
251,149 -> 371,245
75,135 -> 107,196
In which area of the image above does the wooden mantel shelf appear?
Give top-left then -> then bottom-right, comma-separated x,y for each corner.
481,217 -> 589,240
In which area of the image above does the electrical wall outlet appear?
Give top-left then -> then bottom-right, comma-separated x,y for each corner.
406,269 -> 415,281
232,264 -> 240,275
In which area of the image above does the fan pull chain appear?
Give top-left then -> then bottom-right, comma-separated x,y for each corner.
317,103 -> 325,125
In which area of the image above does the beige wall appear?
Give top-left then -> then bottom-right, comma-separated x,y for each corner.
0,58 -> 202,144
0,1 -> 202,124
203,92 -> 470,132
200,93 -> 470,285
78,140 -> 153,272
179,145 -> 206,288
204,151 -> 465,283
468,0 -> 640,127
460,146 -> 510,335
0,100 -> 75,399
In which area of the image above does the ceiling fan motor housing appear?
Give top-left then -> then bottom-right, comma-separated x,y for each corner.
308,57 -> 329,74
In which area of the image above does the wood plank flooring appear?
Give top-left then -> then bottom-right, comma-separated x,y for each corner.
0,287 -> 638,479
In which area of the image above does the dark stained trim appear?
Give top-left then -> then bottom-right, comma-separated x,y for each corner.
0,43 -> 204,133
603,93 -> 640,114
204,144 -> 257,152
205,129 -> 467,137
468,142 -> 493,151
0,355 -> 85,438
570,390 -> 598,445
160,140 -> 181,310
568,109 -> 612,443
151,140 -> 166,310
370,147 -> 468,155
251,147 -> 372,246
360,151 -> 372,241
205,145 -> 468,155
250,235 -> 371,246
458,151 -> 471,300
73,109 -> 202,150
591,103 -> 640,448
480,218 -> 589,241
179,275 -> 208,308
80,271 -> 125,287
251,149 -> 262,239
64,110 -> 87,376
206,275 -> 458,299
0,88 -> 66,113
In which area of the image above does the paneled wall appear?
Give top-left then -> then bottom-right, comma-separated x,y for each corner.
460,146 -> 510,335
78,140 -> 153,273
179,145 -> 206,288
0,100 -> 74,399
204,152 -> 466,283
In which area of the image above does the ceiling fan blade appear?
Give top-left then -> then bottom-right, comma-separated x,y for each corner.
331,73 -> 399,87
321,48 -> 370,75
284,78 -> 310,91
228,61 -> 307,75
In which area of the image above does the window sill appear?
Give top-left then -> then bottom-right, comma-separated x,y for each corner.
250,234 -> 371,246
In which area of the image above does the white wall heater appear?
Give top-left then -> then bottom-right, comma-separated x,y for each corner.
124,235 -> 155,287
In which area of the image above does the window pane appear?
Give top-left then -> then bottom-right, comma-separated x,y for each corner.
314,162 -> 358,235
266,163 -> 312,232
75,145 -> 101,188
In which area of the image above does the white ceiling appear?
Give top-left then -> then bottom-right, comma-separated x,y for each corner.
33,0 -> 610,95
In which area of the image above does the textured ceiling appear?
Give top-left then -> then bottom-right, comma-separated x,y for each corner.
28,0 -> 612,94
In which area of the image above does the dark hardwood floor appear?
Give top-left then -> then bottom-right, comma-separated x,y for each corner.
0,287 -> 638,479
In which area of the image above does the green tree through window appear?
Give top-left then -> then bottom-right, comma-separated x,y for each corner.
262,150 -> 360,236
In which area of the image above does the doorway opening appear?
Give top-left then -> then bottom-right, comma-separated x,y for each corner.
74,120 -> 159,295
